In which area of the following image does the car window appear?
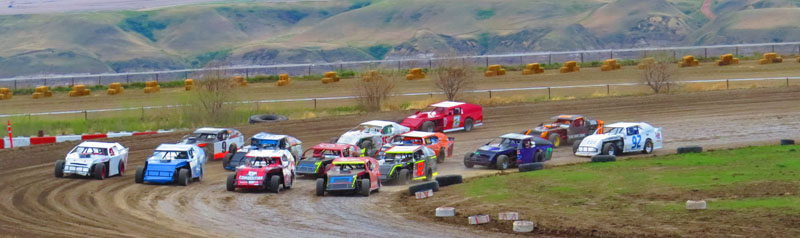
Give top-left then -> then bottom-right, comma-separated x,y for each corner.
523,139 -> 532,148
382,126 -> 392,134
627,127 -> 639,136
453,108 -> 462,115
425,137 -> 433,145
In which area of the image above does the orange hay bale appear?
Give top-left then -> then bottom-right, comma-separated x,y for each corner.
321,77 -> 333,84
279,74 -> 290,81
277,79 -> 289,86
484,71 -> 497,77
33,92 -> 43,99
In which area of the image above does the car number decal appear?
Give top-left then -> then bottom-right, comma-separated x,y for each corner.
631,135 -> 642,150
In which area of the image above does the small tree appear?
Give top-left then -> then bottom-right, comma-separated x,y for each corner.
641,54 -> 676,93
435,57 -> 474,101
354,71 -> 395,111
184,68 -> 237,125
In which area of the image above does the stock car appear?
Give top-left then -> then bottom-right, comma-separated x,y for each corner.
523,115 -> 604,147
180,127 -> 244,160
377,145 -> 437,185
391,131 -> 454,163
315,157 -> 381,197
226,149 -> 296,193
222,133 -> 302,170
400,101 -> 483,133
296,143 -> 360,178
334,120 -> 410,157
135,144 -> 206,186
54,142 -> 129,180
574,122 -> 663,157
464,133 -> 554,170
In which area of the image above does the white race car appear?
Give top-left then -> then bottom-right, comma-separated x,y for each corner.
574,122 -> 662,157
54,141 -> 129,179
181,127 -> 245,160
334,120 -> 410,157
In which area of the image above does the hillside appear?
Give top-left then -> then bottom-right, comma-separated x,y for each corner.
0,0 -> 799,78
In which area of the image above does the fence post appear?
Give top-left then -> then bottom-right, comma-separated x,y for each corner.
184,72 -> 188,80
607,84 -> 610,95
704,48 -> 707,58
125,75 -> 129,84
155,73 -> 159,82
610,50 -> 613,59
547,87 -> 551,99
313,98 -> 317,110
548,54 -> 552,64
726,79 -> 729,89
245,69 -> 249,79
72,78 -> 75,86
772,44 -> 775,53
84,110 -> 88,121
43,78 -> 47,86
98,76 -> 101,86
787,77 -> 790,87
735,47 -> 738,57
580,53 -> 584,63
489,90 -> 492,98
14,80 -> 16,90
308,65 -> 312,76
429,58 -> 433,69
485,57 -> 488,68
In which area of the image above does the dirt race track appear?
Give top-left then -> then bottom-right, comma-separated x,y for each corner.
0,87 -> 799,238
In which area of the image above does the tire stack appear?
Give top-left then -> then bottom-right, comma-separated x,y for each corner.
0,88 -> 12,100
277,74 -> 290,86
435,175 -> 462,187
107,83 -> 124,95
34,86 -> 54,99
591,155 -> 616,162
144,81 -> 161,94
184,79 -> 194,91
321,71 -> 340,84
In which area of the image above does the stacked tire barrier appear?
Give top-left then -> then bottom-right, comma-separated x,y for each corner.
679,55 -> 700,67
1,130 -> 173,149
780,139 -> 795,145
248,114 -> 288,124
716,54 -> 739,66
277,74 -> 290,86
107,83 -> 124,95
759,53 -> 783,64
34,86 -> 54,98
600,59 -> 621,71
638,57 -> 656,69
521,63 -> 544,75
144,81 -> 161,93
184,79 -> 194,91
0,88 -> 12,100
485,65 -> 506,77
233,76 -> 247,86
406,68 -> 426,80
435,175 -> 463,187
559,61 -> 580,73
409,181 -> 439,195
322,71 -> 340,84
677,146 -> 703,154
591,155 -> 616,162
518,162 -> 544,172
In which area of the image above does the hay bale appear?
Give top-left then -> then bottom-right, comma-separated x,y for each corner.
184,79 -> 194,86
732,58 -> 739,64
109,83 -> 122,89
324,71 -> 338,78
410,68 -> 422,75
797,56 -> 800,63
406,74 -> 416,80
564,61 -> 577,67
145,81 -> 157,87
279,74 -> 290,81
321,77 -> 333,84
522,69 -> 533,75
277,79 -> 289,86
68,91 -> 79,97
82,89 -> 90,96
185,85 -> 194,91
45,91 -> 53,97
559,67 -> 569,73
484,71 -> 497,77
33,92 -> 43,99
488,65 -> 501,71
144,87 -> 154,94
497,68 -> 506,76
107,89 -> 118,95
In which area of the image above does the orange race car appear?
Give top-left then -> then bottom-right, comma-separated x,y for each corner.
390,131 -> 454,163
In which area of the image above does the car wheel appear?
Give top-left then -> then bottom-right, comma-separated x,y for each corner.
196,168 -> 203,182
269,175 -> 281,193
572,139 -> 582,154
316,178 -> 325,196
228,144 -> 237,154
177,168 -> 190,186
135,167 -> 145,184
54,160 -> 65,178
359,179 -> 371,196
222,153 -> 232,169
602,143 -> 617,156
463,153 -> 474,168
421,121 -> 435,132
548,134 -> 562,148
359,140 -> 373,154
464,118 -> 474,132
226,174 -> 236,192
118,161 -> 125,176
535,152 -> 545,163
93,163 -> 106,180
436,148 -> 445,163
398,169 -> 410,185
643,139 -> 654,154
424,169 -> 432,181
496,155 -> 509,170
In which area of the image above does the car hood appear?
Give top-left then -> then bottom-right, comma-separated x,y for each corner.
337,131 -> 372,145
580,134 -> 621,147
400,116 -> 427,128
65,153 -> 108,164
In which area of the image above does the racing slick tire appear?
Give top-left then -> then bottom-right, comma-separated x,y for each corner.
408,181 -> 439,196
359,179 -> 371,197
464,118 -> 474,132
195,168 -> 203,182
781,139 -> 795,145
398,169 -> 410,185
421,121 -> 435,132
496,155 -> 510,171
572,139 -> 582,154
135,167 -> 144,184
435,175 -> 462,187
591,155 -> 616,163
177,168 -> 190,186
54,160 -> 65,178
518,162 -> 544,172
548,134 -> 562,148
463,153 -> 474,168
535,152 -> 545,163
249,114 -> 288,124
228,144 -> 238,154
436,148 -> 445,163
677,146 -> 703,154
602,143 -> 618,156
316,178 -> 326,196
226,174 -> 236,192
642,139 -> 654,154
424,168 -> 433,181
93,163 -> 106,180
222,154 -> 232,169
269,175 -> 281,193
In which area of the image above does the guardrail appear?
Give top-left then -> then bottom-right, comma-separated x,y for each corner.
1,41 -> 799,89
2,76 -> 796,118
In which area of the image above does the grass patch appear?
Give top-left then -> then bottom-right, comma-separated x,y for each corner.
117,13 -> 168,42
475,9 -> 495,20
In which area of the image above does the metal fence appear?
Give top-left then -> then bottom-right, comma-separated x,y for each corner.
1,41 -> 799,90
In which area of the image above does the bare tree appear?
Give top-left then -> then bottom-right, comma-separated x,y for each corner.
354,71 -> 395,111
184,67 -> 237,125
435,56 -> 474,101
640,54 -> 676,93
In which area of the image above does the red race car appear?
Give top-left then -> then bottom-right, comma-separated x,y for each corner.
316,157 -> 381,197
400,101 -> 483,133
296,143 -> 361,178
226,149 -> 296,193
391,131 -> 454,163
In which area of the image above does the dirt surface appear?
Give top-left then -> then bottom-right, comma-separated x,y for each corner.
0,87 -> 799,237
0,0 -> 321,15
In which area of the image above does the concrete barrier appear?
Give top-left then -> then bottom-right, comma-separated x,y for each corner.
686,200 -> 707,210
435,207 -> 455,217
468,214 -> 491,225
498,212 -> 519,221
513,220 -> 535,232
415,189 -> 433,199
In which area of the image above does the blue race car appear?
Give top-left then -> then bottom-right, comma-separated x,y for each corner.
463,133 -> 553,170
135,144 -> 206,186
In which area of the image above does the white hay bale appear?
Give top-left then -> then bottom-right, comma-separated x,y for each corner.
468,214 -> 491,225
415,189 -> 433,199
435,207 -> 455,217
513,220 -> 535,232
686,200 -> 707,210
498,212 -> 519,221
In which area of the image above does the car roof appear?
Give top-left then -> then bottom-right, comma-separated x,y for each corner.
551,115 -> 585,120
252,132 -> 286,140
606,122 -> 651,128
361,120 -> 396,127
193,127 -> 227,134
155,144 -> 194,151
385,145 -> 422,153
400,131 -> 435,138
311,143 -> 351,150
77,141 -> 118,148
332,157 -> 368,164
246,150 -> 284,157
500,133 -> 534,140
430,101 -> 465,108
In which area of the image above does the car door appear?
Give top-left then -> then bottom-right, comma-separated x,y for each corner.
107,147 -> 120,175
216,131 -> 228,154
516,138 -> 536,164
281,154 -> 293,184
413,150 -> 425,178
188,149 -> 198,173
451,107 -> 463,129
366,159 -> 379,189
569,118 -> 587,140
624,126 -> 643,152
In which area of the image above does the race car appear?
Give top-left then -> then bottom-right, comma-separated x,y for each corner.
135,144 -> 206,186
296,143 -> 360,178
315,157 -> 381,197
400,101 -> 483,133
377,145 -> 437,185
54,141 -> 129,180
464,133 -> 553,170
391,131 -> 454,163
333,120 -> 410,157
226,149 -> 295,193
574,122 -> 662,157
180,127 -> 244,160
523,115 -> 603,147
222,132 -> 302,170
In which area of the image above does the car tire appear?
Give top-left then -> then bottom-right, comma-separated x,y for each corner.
54,160 -> 65,178
496,155 -> 509,171
228,144 -> 237,154
118,160 -> 125,176
424,168 -> 433,181
359,140 -> 373,153
135,167 -> 145,184
642,139 -> 654,154
316,178 -> 325,196
408,181 -> 439,196
549,134 -> 562,148
421,121 -> 435,132
518,162 -> 544,172
93,163 -> 106,180
359,179 -> 371,196
226,174 -> 236,192
677,146 -> 703,154
464,118 -> 474,132
435,175 -> 463,187
177,168 -> 190,186
535,152 -> 545,163
463,153 -> 474,168
222,153 -> 233,169
269,175 -> 281,193
196,168 -> 203,182
572,139 -> 582,154
591,155 -> 616,162
780,139 -> 795,145
249,114 -> 288,124
436,148 -> 445,163
398,169 -> 410,185
602,143 -> 617,156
